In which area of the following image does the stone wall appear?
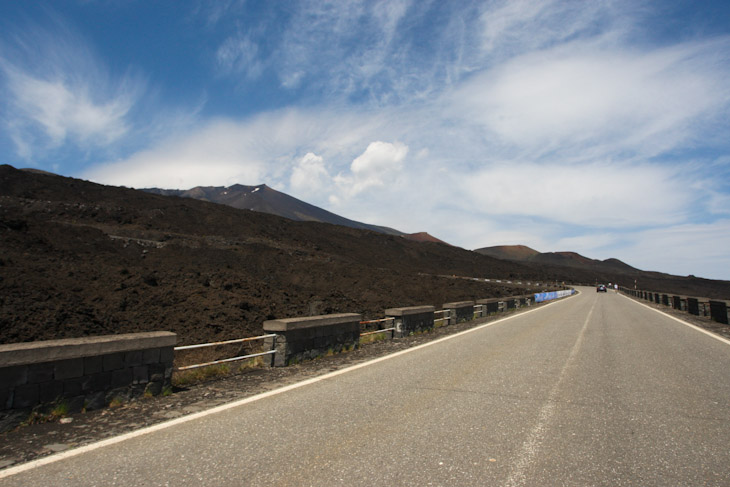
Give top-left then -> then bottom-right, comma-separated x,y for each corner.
0,332 -> 176,432
621,288 -> 729,325
710,301 -> 729,325
263,313 -> 361,367
385,306 -> 436,338
443,301 -> 475,325
476,298 -> 501,315
687,297 -> 700,315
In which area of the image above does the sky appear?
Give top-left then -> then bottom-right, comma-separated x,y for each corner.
1,1 -> 729,280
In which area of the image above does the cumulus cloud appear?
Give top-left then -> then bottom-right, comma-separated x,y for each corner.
334,141 -> 408,197
81,106 -> 391,190
290,152 -> 330,197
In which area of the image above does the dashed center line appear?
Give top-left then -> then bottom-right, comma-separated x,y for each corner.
505,300 -> 595,486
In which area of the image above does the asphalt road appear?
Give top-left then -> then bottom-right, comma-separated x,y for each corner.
3,287 -> 730,486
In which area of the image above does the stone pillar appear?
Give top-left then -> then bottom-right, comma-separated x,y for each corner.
443,301 -> 475,325
384,306 -> 435,338
476,298 -> 501,315
263,313 -> 361,367
709,301 -> 729,324
687,297 -> 700,316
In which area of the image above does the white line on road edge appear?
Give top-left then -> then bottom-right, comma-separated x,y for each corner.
619,293 -> 730,346
0,294 -> 576,480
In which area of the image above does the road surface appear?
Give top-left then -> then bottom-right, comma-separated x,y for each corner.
3,287 -> 729,486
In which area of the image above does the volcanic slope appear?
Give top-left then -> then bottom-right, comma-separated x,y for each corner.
143,184 -> 403,235
145,185 -> 448,246
1,165 -> 539,345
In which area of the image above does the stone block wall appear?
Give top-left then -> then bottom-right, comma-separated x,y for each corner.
710,301 -> 729,325
622,288 -> 730,326
0,332 -> 176,433
385,306 -> 435,338
443,301 -> 475,325
477,299 -> 501,315
687,298 -> 700,316
263,313 -> 361,367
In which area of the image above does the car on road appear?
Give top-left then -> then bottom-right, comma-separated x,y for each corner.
597,284 -> 607,292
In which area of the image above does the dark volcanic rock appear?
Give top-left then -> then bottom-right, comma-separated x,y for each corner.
0,165 -> 531,346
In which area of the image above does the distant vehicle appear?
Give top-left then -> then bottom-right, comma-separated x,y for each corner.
597,285 -> 607,292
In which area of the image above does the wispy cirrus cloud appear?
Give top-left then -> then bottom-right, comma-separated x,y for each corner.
0,14 -> 146,164
448,38 -> 730,162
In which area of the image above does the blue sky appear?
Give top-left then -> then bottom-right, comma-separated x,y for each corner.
1,1 -> 729,280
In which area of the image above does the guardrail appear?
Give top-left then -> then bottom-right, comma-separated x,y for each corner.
0,286 -> 573,431
171,289 -> 575,371
360,318 -> 396,339
173,334 -> 277,371
434,309 -> 450,326
620,287 -> 729,325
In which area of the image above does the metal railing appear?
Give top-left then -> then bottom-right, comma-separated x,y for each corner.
174,334 -> 277,371
434,309 -> 450,326
360,318 -> 396,339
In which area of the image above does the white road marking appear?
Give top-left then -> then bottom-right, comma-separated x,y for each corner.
619,293 -> 730,346
504,299 -> 595,487
0,295 -> 575,479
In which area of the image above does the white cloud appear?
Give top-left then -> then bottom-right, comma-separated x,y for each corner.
450,39 -> 730,160
334,140 -> 408,197
216,34 -> 263,79
4,68 -> 134,147
85,120 -> 267,188
80,106 -> 389,189
460,161 -> 694,228
0,14 -> 145,162
478,0 -> 631,58
290,152 -> 330,197
616,221 -> 730,279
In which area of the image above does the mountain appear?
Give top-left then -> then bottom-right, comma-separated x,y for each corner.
1,165 -> 536,345
475,245 -> 638,272
474,245 -> 540,261
401,232 -> 451,245
143,184 -> 404,236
